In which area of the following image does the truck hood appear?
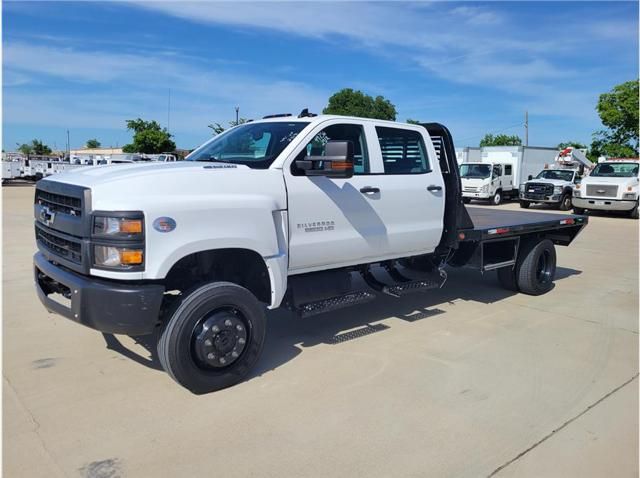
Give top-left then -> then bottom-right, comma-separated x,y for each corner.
41,161 -> 288,212
461,177 -> 489,186
527,178 -> 569,186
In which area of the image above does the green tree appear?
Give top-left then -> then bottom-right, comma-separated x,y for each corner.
406,118 -> 421,124
557,142 -> 587,150
86,138 -> 101,148
479,134 -> 522,147
323,88 -> 397,120
590,80 -> 639,158
18,139 -> 52,156
207,118 -> 248,136
122,118 -> 176,154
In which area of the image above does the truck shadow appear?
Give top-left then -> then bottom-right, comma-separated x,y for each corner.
103,266 -> 581,378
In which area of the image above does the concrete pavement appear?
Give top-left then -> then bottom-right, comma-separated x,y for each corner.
3,186 -> 638,477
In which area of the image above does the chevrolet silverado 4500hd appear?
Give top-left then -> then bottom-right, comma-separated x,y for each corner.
34,114 -> 588,393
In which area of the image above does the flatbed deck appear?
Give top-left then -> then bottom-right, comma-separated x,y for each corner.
460,206 -> 588,242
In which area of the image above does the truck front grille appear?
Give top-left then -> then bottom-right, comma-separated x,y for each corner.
463,187 -> 478,192
526,183 -> 554,195
35,189 -> 83,217
35,224 -> 83,264
586,184 -> 618,198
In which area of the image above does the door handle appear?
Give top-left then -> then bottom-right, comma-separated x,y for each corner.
360,186 -> 380,194
427,185 -> 442,192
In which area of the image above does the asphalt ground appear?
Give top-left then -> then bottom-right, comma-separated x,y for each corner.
3,185 -> 638,477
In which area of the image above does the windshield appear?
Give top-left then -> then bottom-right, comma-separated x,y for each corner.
590,162 -> 639,178
535,170 -> 575,181
460,164 -> 491,179
188,122 -> 309,169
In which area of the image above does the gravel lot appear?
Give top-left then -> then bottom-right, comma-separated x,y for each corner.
3,185 -> 638,478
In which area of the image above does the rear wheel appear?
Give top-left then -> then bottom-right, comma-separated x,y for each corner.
573,206 -> 585,215
462,197 -> 471,204
158,282 -> 266,394
559,194 -> 572,211
491,190 -> 502,206
519,200 -> 530,209
516,239 -> 556,295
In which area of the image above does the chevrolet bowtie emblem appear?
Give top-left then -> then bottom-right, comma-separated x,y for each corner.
39,205 -> 55,227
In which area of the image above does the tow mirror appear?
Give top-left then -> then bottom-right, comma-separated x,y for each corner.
528,174 -> 533,180
297,140 -> 354,178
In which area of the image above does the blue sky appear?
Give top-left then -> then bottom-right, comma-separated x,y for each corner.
3,1 -> 638,151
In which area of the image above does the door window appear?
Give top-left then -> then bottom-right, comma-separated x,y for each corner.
294,124 -> 369,175
504,165 -> 512,175
376,127 -> 429,174
492,164 -> 502,177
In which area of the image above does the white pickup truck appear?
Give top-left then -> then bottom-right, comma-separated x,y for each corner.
573,159 -> 639,219
33,114 -> 588,393
519,168 -> 581,210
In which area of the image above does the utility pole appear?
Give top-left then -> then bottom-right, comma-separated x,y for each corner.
66,129 -> 70,158
524,110 -> 529,146
235,106 -> 239,125
167,88 -> 171,134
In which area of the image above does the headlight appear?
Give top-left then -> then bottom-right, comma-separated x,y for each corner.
482,184 -> 489,192
554,186 -> 563,194
519,184 -> 525,192
574,189 -> 581,197
623,192 -> 638,200
94,245 -> 144,268
94,215 -> 143,238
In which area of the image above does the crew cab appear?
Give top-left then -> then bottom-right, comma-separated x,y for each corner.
33,113 -> 588,393
519,168 -> 580,210
573,159 -> 639,219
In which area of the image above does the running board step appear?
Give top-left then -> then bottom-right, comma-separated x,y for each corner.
383,279 -> 441,297
297,291 -> 376,318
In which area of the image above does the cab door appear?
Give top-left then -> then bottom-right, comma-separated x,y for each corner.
284,121 -> 444,273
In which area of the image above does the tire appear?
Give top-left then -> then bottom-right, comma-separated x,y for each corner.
516,239 -> 556,296
497,266 -> 518,291
519,201 -> 530,209
158,282 -> 266,394
462,197 -> 471,204
629,203 -> 639,219
491,190 -> 502,205
558,194 -> 572,211
573,206 -> 585,215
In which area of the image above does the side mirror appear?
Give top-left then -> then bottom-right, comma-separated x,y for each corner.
297,140 -> 354,178
528,174 -> 533,180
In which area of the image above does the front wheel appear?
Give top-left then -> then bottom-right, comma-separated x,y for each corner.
573,206 -> 585,215
629,203 -> 639,219
462,197 -> 471,204
158,282 -> 266,394
491,190 -> 502,206
519,200 -> 530,209
558,194 -> 572,211
517,239 -> 557,295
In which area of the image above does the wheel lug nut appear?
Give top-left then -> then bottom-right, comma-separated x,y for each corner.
212,326 -> 220,333
219,357 -> 226,365
231,351 -> 239,358
207,353 -> 215,360
238,338 -> 246,345
224,319 -> 233,326
236,324 -> 243,331
204,339 -> 212,346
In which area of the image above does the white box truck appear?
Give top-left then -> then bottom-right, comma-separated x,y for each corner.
461,146 -> 558,205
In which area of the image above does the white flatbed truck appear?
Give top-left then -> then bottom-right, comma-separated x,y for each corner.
33,114 -> 588,393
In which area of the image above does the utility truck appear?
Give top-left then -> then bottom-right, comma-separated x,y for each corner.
519,148 -> 592,210
33,114 -> 587,393
573,159 -> 639,219
461,146 -> 557,205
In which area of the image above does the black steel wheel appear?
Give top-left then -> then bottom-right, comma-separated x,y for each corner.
158,282 -> 266,394
558,194 -> 572,211
629,203 -> 639,220
519,200 -> 530,209
462,197 -> 472,204
516,239 -> 556,295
